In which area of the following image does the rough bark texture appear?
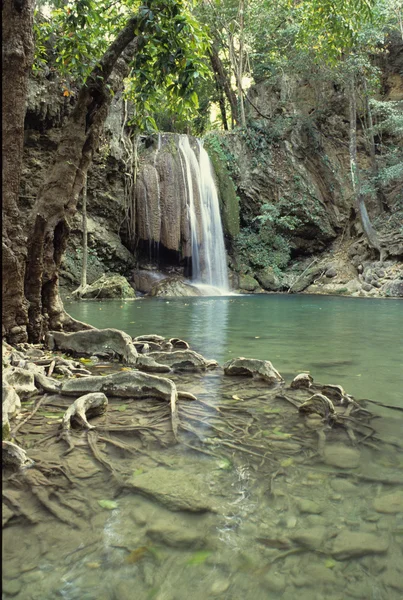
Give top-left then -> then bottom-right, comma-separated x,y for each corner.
2,0 -> 35,343
23,19 -> 139,342
209,45 -> 239,128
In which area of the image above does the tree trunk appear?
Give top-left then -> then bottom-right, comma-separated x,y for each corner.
348,75 -> 383,260
72,173 -> 89,298
2,0 -> 35,344
24,18 -> 139,342
209,45 -> 239,127
237,0 -> 246,127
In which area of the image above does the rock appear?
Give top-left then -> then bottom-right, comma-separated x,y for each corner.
330,479 -> 357,493
362,282 -> 373,291
136,355 -> 171,373
261,573 -> 286,593
2,381 -> 21,420
2,441 -> 34,470
47,328 -> 138,365
290,527 -> 327,550
299,394 -> 335,418
381,569 -> 403,592
148,350 -> 217,372
149,276 -> 203,297
331,531 -> 389,559
223,357 -> 283,383
128,467 -> 216,512
323,444 -> 360,469
239,274 -> 260,292
373,491 -> 403,514
133,269 -> 167,294
293,564 -> 337,587
290,373 -> 313,389
295,498 -> 323,514
383,279 -> 403,297
289,265 -> 323,293
169,338 -> 190,349
256,267 -> 281,291
325,267 -> 337,278
3,367 -> 36,399
2,504 -> 15,527
2,579 -> 22,597
211,579 -> 231,595
76,274 -> 136,299
147,521 -> 207,549
135,334 -> 166,343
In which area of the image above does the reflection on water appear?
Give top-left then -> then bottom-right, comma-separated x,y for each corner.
64,294 -> 403,408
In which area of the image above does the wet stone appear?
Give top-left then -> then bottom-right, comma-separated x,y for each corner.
323,445 -> 360,469
2,579 -> 22,597
330,478 -> 357,493
382,569 -> 403,592
211,579 -> 231,595
295,498 -> 323,514
147,521 -> 207,549
293,564 -> 337,587
373,491 -> 403,514
331,530 -> 389,559
261,573 -> 286,593
290,527 -> 327,550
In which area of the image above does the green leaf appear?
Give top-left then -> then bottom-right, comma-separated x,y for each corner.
187,551 -> 212,565
98,499 -> 118,510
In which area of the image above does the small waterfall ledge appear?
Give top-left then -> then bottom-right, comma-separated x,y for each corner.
132,133 -> 230,295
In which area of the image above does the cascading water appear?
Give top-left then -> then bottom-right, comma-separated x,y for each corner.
178,135 -> 229,294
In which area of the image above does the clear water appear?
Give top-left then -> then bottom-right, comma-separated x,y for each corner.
64,294 -> 403,409
3,294 -> 403,600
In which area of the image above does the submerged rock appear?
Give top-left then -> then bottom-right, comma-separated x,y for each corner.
128,467 -> 216,512
290,527 -> 327,550
323,444 -> 360,469
373,491 -> 403,514
330,530 -> 389,559
47,328 -> 138,365
223,357 -> 283,384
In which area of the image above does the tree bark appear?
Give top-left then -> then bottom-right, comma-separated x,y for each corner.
72,173 -> 89,298
24,20 -> 139,342
209,45 -> 239,128
2,0 -> 35,343
348,75 -> 383,260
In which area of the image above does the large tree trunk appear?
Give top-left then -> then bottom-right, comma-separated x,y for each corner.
348,75 -> 383,260
2,0 -> 35,344
24,19 -> 139,343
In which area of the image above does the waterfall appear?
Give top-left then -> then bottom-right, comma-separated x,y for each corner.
178,135 -> 229,293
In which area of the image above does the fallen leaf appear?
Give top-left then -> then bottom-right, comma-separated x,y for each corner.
98,499 -> 118,510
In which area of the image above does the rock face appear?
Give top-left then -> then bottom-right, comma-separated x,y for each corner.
76,274 -> 135,299
223,357 -> 283,383
47,328 -> 138,365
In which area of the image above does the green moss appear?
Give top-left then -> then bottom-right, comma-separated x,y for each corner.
204,138 -> 240,239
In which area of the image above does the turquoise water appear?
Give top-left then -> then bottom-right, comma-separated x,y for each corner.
65,294 -> 403,408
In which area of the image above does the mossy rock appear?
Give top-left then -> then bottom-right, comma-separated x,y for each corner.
78,274 -> 136,299
204,141 -> 240,239
239,274 -> 260,292
256,266 -> 281,291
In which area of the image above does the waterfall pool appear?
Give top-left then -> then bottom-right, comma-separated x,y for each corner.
3,294 -> 403,600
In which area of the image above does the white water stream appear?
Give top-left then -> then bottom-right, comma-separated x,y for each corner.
178,135 -> 229,293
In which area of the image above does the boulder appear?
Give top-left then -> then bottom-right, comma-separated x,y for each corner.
3,367 -> 36,399
136,355 -> 171,373
223,357 -> 283,383
331,531 -> 389,559
148,350 -> 217,371
239,274 -> 260,292
289,265 -> 323,293
290,373 -> 313,389
128,467 -> 216,512
382,279 -> 403,297
256,267 -> 281,291
75,274 -> 136,299
299,393 -> 335,418
47,328 -> 138,365
133,269 -> 166,294
2,382 -> 21,440
149,277 -> 203,297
